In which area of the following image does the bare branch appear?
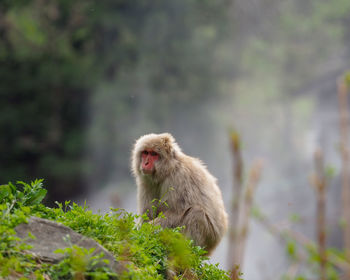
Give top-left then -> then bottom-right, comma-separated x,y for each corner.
228,130 -> 244,280
236,159 -> 263,266
337,76 -> 350,277
310,149 -> 327,280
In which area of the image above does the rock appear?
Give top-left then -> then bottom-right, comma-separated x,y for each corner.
15,216 -> 122,273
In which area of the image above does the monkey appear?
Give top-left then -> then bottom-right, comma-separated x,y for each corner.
131,133 -> 228,255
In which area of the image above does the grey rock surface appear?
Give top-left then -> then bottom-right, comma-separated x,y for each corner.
15,216 -> 121,272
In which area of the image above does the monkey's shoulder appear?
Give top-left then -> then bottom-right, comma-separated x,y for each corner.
179,154 -> 216,179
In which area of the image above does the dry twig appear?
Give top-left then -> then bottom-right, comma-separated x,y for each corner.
228,130 -> 244,280
236,159 -> 263,266
310,149 -> 327,280
228,131 -> 263,280
337,77 -> 350,277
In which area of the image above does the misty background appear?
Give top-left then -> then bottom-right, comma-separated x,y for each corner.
1,0 -> 350,279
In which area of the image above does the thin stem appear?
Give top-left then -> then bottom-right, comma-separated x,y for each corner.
310,149 -> 327,280
337,77 -> 350,277
236,159 -> 263,266
228,130 -> 244,280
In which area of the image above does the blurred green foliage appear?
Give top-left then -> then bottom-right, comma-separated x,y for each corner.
0,0 -> 349,203
0,0 -> 230,201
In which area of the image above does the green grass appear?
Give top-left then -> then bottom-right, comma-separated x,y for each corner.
0,180 -> 231,279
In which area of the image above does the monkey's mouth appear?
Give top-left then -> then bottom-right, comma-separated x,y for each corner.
142,168 -> 154,175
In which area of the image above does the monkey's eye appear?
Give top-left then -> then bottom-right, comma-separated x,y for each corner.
142,151 -> 149,156
150,151 -> 158,156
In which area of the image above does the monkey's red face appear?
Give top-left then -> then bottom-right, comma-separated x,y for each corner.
141,150 -> 159,174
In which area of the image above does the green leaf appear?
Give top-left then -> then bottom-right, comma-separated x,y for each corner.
0,185 -> 11,202
27,231 -> 36,240
8,182 -> 16,193
325,165 -> 336,178
24,189 -> 47,205
289,213 -> 301,223
286,240 -> 297,259
345,71 -> 350,86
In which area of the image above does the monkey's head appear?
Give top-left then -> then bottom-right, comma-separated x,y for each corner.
132,133 -> 181,179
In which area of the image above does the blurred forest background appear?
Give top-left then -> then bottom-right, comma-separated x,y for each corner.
1,0 -> 350,279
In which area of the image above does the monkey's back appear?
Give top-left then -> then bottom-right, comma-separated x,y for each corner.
165,154 -> 228,252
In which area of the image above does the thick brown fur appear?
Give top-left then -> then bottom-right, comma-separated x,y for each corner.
131,133 -> 228,254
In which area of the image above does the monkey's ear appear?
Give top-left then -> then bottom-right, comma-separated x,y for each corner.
161,133 -> 175,156
161,135 -> 170,145
161,136 -> 172,155
172,150 -> 177,159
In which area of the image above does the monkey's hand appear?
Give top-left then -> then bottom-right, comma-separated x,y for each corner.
151,216 -> 162,226
151,211 -> 179,228
151,215 -> 168,227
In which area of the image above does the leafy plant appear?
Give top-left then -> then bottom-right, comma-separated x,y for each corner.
0,180 -> 231,279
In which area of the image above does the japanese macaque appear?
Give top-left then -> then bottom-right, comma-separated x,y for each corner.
131,133 -> 228,254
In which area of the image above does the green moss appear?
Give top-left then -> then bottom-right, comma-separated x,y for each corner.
0,180 -> 231,279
